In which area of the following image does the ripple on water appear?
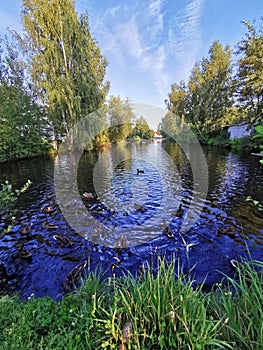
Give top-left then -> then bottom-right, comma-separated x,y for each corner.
0,144 -> 263,299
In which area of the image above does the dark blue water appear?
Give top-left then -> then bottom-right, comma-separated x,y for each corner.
0,142 -> 262,300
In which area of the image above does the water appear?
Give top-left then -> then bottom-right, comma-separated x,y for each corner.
0,142 -> 262,299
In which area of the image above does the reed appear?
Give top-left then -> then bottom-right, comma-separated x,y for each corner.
1,257 -> 263,349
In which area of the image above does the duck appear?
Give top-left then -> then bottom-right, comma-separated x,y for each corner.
82,192 -> 94,199
20,222 -> 32,236
175,204 -> 184,218
42,220 -> 58,229
162,220 -> 174,239
217,225 -> 236,238
16,242 -> 32,262
53,234 -> 73,248
134,203 -> 146,213
137,168 -> 144,175
41,205 -> 53,214
63,260 -> 88,293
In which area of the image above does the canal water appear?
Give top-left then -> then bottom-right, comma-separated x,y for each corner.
0,141 -> 262,300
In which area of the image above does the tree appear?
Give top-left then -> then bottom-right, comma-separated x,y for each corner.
132,116 -> 154,139
235,19 -> 263,124
165,41 -> 233,143
20,0 -> 109,135
0,35 -> 48,162
108,96 -> 133,142
186,41 -> 233,141
166,81 -> 187,118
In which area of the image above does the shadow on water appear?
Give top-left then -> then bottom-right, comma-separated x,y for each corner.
0,143 -> 263,300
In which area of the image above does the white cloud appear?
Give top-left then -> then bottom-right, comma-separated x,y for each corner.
117,17 -> 145,60
172,0 -> 204,77
148,0 -> 164,31
79,0 -> 204,104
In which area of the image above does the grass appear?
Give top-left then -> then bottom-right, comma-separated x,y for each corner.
1,258 -> 263,349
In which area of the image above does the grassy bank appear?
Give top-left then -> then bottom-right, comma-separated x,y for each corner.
1,258 -> 263,349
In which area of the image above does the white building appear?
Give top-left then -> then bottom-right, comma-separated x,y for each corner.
228,123 -> 253,140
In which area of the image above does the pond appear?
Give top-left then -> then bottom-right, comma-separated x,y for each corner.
0,141 -> 263,300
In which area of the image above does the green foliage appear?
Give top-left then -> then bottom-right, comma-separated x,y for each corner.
20,0 -> 109,136
160,112 -> 196,143
165,19 -> 263,147
235,20 -> 263,124
108,96 -> 134,142
165,41 -> 233,144
228,124 -> 263,154
0,179 -> 31,233
0,35 -> 51,162
187,41 -> 233,139
210,259 -> 263,349
96,259 -> 229,349
230,136 -> 253,153
252,125 -> 263,153
131,116 -> 155,139
0,83 -> 50,162
207,129 -> 230,147
2,259 -> 263,349
167,80 -> 187,118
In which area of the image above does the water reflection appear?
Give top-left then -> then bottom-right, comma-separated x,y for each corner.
1,143 -> 263,299
0,144 -> 262,246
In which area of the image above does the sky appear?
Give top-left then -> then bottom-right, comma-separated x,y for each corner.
0,0 -> 263,109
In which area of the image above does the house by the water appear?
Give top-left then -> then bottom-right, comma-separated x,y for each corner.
228,123 -> 253,140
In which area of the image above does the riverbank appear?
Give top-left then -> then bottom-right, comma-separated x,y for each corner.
1,258 -> 263,349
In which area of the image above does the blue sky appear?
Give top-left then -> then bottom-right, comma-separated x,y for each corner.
0,0 -> 262,108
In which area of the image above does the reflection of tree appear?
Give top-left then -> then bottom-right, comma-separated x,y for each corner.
205,151 -> 253,227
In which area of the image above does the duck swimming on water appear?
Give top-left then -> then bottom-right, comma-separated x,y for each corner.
175,204 -> 184,218
217,225 -> 236,238
41,206 -> 53,214
137,169 -> 144,175
16,242 -> 32,262
63,260 -> 88,293
134,203 -> 146,213
53,234 -> 73,248
20,222 -> 32,236
162,220 -> 174,239
82,192 -> 94,199
42,220 -> 58,229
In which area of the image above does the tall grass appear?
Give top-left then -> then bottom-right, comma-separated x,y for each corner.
1,258 -> 263,349
210,259 -> 263,350
90,259 -> 230,349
